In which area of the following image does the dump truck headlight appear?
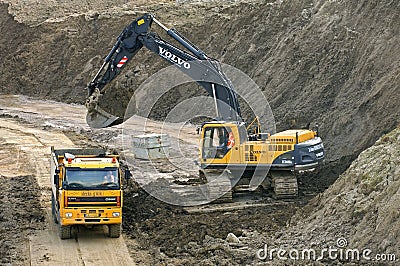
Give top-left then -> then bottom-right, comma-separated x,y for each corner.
65,212 -> 73,218
112,212 -> 120,217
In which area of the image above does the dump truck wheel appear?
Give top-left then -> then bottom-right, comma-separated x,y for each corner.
59,225 -> 72,239
51,194 -> 58,224
108,224 -> 121,238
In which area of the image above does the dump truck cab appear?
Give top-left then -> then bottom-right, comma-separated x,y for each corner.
51,147 -> 124,239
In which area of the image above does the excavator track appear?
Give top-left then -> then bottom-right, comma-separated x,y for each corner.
269,171 -> 298,199
199,169 -> 299,203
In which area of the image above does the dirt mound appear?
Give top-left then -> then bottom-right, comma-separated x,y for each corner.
267,125 -> 400,264
0,175 -> 45,264
122,182 -> 303,265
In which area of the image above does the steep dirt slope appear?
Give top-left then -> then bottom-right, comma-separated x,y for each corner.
268,125 -> 400,264
0,1 -> 227,110
0,175 -> 44,264
0,0 -> 399,188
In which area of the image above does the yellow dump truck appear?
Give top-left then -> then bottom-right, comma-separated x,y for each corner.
50,147 -> 125,239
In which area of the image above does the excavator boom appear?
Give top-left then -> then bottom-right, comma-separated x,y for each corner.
86,14 -> 241,128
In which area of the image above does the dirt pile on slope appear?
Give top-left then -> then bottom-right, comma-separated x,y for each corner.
266,125 -> 400,264
0,0 -> 399,185
122,184 -> 304,265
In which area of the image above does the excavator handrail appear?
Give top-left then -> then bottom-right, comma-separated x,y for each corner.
247,116 -> 262,133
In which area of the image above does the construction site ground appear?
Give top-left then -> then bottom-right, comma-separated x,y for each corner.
0,95 -> 311,265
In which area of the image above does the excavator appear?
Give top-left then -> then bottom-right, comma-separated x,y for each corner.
85,14 -> 324,200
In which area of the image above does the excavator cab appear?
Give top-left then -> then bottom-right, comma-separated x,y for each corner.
201,126 -> 230,160
200,122 -> 247,166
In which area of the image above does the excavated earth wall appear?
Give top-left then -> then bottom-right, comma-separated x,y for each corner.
1,0 -> 399,188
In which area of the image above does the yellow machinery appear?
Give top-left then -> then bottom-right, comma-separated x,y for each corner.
199,121 -> 324,199
51,147 -> 126,239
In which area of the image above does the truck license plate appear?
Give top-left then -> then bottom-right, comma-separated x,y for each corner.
84,213 -> 98,218
81,191 -> 104,197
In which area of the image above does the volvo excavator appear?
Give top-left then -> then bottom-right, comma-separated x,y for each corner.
85,14 -> 324,200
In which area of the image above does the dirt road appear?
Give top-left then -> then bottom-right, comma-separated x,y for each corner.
0,95 -> 134,265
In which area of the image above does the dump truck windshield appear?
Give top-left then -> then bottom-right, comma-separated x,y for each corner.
65,168 -> 120,190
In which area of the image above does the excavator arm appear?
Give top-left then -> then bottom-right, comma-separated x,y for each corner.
86,14 -> 241,127
86,14 -> 241,128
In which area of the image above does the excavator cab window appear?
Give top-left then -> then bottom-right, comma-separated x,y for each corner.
202,126 -> 231,159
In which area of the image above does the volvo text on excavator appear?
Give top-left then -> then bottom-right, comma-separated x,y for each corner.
85,14 -> 325,201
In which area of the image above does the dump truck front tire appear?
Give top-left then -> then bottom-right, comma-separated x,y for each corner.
108,224 -> 121,238
59,225 -> 72,239
51,194 -> 58,224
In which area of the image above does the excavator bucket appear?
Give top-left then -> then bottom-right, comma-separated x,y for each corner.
85,89 -> 121,128
86,107 -> 121,128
